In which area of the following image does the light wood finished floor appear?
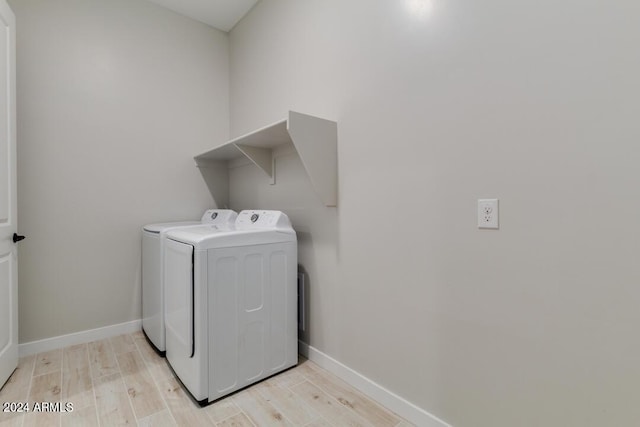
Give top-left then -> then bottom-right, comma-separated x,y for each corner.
0,331 -> 414,427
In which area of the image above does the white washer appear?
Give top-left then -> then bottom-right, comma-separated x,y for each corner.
142,209 -> 237,354
164,210 -> 297,403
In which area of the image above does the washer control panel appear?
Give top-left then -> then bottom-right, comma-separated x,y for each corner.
236,210 -> 292,230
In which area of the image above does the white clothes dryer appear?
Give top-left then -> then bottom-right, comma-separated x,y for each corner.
163,210 -> 297,403
142,209 -> 237,354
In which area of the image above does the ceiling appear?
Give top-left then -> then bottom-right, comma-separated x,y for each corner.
146,0 -> 259,32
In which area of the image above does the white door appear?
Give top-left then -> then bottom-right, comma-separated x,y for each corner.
0,0 -> 17,389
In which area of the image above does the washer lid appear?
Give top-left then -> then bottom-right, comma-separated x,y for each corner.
165,225 -> 295,249
143,209 -> 238,233
143,221 -> 201,233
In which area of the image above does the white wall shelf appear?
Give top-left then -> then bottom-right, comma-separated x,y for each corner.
195,111 -> 338,207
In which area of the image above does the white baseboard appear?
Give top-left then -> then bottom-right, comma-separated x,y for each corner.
298,340 -> 451,427
19,320 -> 142,357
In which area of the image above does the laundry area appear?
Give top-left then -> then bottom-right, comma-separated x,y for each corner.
2,0 -> 640,426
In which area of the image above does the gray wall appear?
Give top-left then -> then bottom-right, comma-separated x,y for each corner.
229,1 -> 640,426
10,0 -> 227,342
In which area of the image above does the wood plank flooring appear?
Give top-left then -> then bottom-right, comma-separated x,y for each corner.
0,332 -> 413,426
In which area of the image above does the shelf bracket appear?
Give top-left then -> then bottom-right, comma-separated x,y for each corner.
235,144 -> 273,180
270,156 -> 276,185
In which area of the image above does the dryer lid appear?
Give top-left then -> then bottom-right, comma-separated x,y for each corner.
143,209 -> 238,233
143,221 -> 201,233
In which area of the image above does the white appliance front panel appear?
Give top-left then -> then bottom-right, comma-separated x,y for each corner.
209,254 -> 239,394
164,240 -> 209,400
164,238 -> 193,358
208,241 -> 297,401
141,231 -> 163,350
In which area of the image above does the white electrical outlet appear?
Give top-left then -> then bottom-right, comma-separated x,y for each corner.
478,199 -> 499,229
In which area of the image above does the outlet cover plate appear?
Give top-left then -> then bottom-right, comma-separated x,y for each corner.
478,199 -> 499,229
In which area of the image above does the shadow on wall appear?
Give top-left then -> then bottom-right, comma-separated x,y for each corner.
292,206 -> 339,351
198,162 -> 230,209
298,261 -> 311,345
